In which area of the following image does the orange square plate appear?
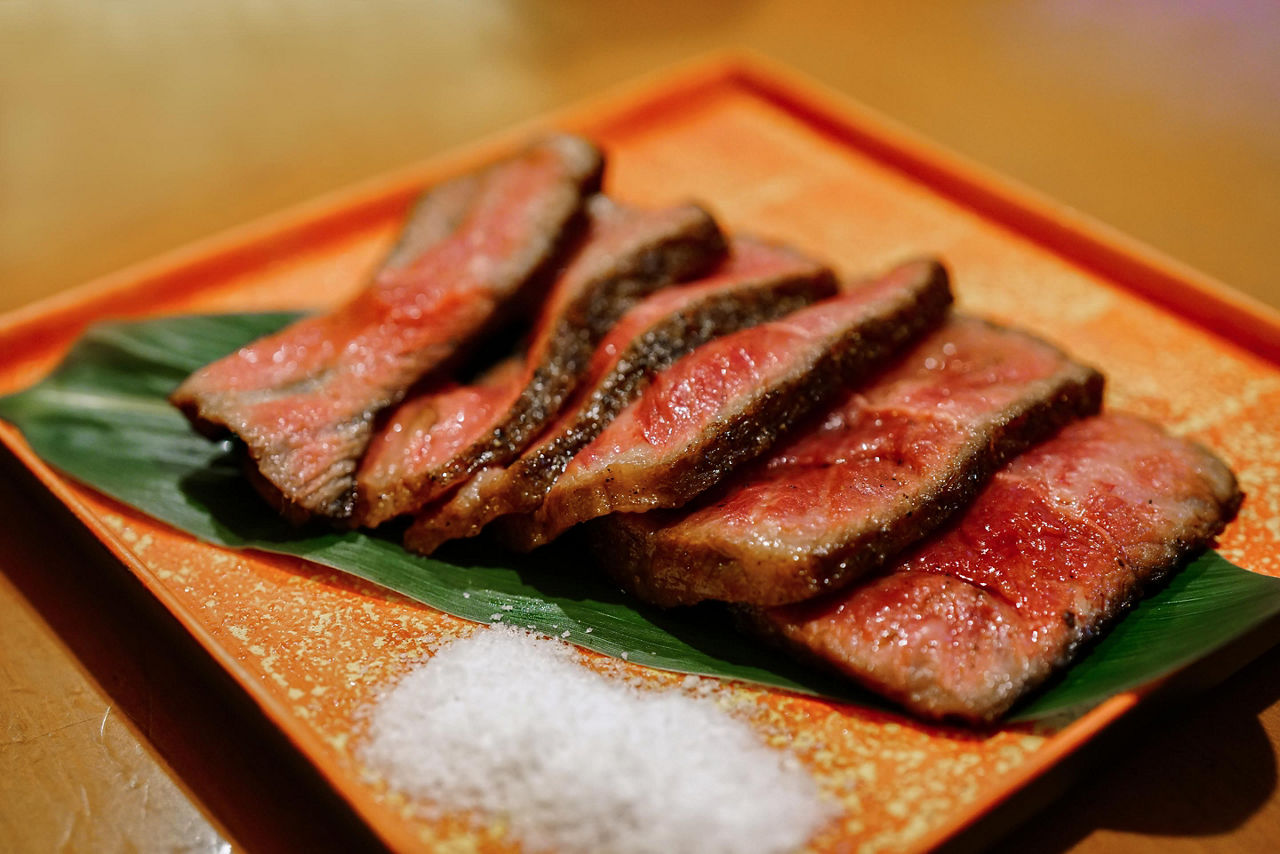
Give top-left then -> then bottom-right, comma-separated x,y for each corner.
3,54 -> 1279,852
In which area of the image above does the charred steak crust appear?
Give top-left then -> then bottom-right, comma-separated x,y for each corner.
404,237 -> 839,555
599,316 -> 1105,607
466,202 -> 727,461
170,135 -> 604,522
353,199 -> 727,527
747,413 -> 1242,723
171,134 -> 604,521
501,258 -> 954,552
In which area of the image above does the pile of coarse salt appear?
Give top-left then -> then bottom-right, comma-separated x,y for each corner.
360,627 -> 834,854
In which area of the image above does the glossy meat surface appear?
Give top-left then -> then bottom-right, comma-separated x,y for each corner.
171,135 -> 603,519
602,316 -> 1104,606
403,237 -> 837,554
505,258 -> 952,551
355,197 -> 726,525
753,413 -> 1242,722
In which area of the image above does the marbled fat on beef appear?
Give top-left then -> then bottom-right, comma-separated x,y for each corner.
404,237 -> 838,555
600,316 -> 1105,607
171,135 -> 604,520
355,197 -> 726,526
501,258 -> 953,552
751,413 -> 1242,723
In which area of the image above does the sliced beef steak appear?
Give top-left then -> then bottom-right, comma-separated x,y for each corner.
355,197 -> 726,526
750,413 -> 1242,723
502,258 -> 953,552
403,237 -> 838,555
171,135 -> 603,520
600,316 -> 1105,607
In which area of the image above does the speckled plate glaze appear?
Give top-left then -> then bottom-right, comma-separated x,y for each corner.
2,55 -> 1279,853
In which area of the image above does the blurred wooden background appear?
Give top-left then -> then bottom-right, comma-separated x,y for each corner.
2,2 -> 1279,852
3,1 -> 1279,315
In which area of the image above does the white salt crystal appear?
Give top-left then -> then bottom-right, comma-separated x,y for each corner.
361,628 -> 833,854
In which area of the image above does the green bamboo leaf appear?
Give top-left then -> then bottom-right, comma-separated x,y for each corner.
2,313 -> 1278,723
1008,550 -> 1280,720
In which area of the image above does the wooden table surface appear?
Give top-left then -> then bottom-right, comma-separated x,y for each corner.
2,3 -> 1278,851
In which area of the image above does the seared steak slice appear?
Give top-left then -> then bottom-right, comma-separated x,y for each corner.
403,237 -> 837,554
502,258 -> 953,552
600,316 -> 1104,607
171,135 -> 604,520
355,197 -> 726,526
751,413 -> 1242,723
